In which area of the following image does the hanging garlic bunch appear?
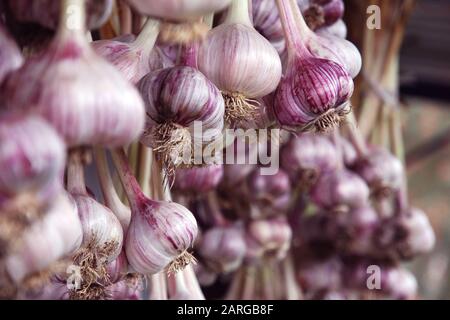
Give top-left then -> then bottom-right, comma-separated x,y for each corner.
2,0 -> 145,147
3,193 -> 82,287
125,0 -> 232,44
138,42 -> 225,174
112,148 -> 198,275
198,0 -> 282,125
0,23 -> 23,84
0,112 -> 66,252
67,151 -> 123,300
93,19 -> 160,84
7,0 -> 113,31
273,0 -> 354,132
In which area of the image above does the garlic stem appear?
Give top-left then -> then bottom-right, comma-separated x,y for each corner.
276,0 -> 311,54
206,193 -> 228,227
180,42 -> 199,68
93,148 -> 130,229
111,148 -> 148,211
59,0 -> 87,37
67,151 -> 88,196
225,0 -> 252,26
132,18 -> 160,58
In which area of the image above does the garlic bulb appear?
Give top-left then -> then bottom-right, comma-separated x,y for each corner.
5,193 -> 83,284
197,225 -> 246,273
2,0 -> 145,147
125,0 -> 231,21
198,0 -> 282,125
394,208 -> 435,259
112,148 -> 198,275
173,164 -> 224,194
354,147 -> 405,198
67,152 -> 123,263
245,217 -> 292,262
93,19 -> 160,84
106,250 -> 129,284
247,168 -> 291,216
316,19 -> 348,39
138,46 -> 225,171
273,0 -> 354,132
0,23 -> 23,84
310,168 -> 370,212
66,151 -> 124,299
303,0 -> 344,30
281,133 -> 339,185
7,0 -> 113,30
0,113 -> 65,197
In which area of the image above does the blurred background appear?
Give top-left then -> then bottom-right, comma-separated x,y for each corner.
346,0 -> 450,299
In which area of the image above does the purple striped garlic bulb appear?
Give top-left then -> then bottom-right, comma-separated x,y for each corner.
281,133 -> 339,186
138,45 -> 225,171
0,23 -> 23,84
2,0 -> 145,147
198,0 -> 282,125
310,168 -> 370,213
7,0 -> 113,31
67,151 -> 123,299
0,113 -> 65,198
317,19 -> 348,39
0,113 -> 65,243
354,147 -> 405,198
197,225 -> 246,273
4,193 -> 83,285
273,0 -> 353,132
112,148 -> 198,275
247,168 -> 292,217
93,19 -> 160,84
173,164 -> 224,194
303,0 -> 345,30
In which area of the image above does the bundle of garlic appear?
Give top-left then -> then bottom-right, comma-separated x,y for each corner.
0,0 -> 435,302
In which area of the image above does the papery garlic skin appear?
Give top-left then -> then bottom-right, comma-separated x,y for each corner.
0,113 -> 65,197
138,66 -> 225,157
125,0 -> 232,21
72,195 -> 124,262
7,0 -> 113,30
125,200 -> 198,274
2,20 -> 145,147
5,193 -> 83,284
0,24 -> 23,84
199,23 -> 282,99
